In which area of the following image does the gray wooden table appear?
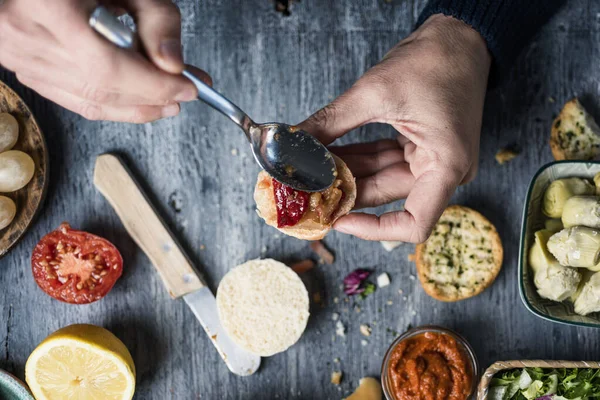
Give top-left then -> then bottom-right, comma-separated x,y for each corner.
1,1 -> 599,399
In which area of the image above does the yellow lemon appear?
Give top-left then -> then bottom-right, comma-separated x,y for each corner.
25,324 -> 135,400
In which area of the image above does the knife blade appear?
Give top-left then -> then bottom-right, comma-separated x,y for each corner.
93,153 -> 260,376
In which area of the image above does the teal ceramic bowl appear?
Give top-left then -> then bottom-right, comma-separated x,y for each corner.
0,369 -> 34,400
519,161 -> 600,328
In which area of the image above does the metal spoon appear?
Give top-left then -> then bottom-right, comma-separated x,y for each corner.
89,6 -> 336,192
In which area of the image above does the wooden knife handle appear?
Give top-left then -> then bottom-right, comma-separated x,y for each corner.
93,153 -> 205,298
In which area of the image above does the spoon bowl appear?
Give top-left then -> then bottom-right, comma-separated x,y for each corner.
249,123 -> 336,192
90,6 -> 336,192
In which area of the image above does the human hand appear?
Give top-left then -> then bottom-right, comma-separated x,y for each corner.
0,0 -> 210,123
299,15 -> 491,243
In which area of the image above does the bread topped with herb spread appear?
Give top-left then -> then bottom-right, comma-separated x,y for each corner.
415,205 -> 503,302
550,98 -> 600,160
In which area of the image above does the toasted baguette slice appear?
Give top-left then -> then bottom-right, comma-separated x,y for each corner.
550,98 -> 600,160
254,154 -> 356,240
415,205 -> 503,302
216,259 -> 309,357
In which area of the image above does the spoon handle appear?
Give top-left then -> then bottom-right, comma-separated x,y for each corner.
89,6 -> 253,132
181,70 -> 251,130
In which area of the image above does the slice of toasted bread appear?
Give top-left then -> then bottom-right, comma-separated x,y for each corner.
254,154 -> 356,240
415,205 -> 503,302
216,259 -> 310,357
550,98 -> 600,160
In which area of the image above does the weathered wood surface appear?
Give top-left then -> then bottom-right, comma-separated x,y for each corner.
1,1 -> 599,398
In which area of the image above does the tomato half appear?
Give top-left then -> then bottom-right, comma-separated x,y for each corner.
31,222 -> 123,304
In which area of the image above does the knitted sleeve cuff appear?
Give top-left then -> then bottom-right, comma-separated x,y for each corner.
416,0 -> 566,86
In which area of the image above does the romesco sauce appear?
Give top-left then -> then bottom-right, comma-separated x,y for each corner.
386,331 -> 472,400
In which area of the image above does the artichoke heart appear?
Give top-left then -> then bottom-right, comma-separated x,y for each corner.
594,172 -> 600,195
542,178 -> 595,218
545,219 -> 564,233
562,196 -> 600,228
529,229 -> 581,301
574,271 -> 600,315
547,227 -> 600,269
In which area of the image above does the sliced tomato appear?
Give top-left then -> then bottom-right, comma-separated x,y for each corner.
31,222 -> 123,304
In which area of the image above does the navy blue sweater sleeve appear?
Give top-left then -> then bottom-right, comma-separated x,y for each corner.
417,0 -> 567,84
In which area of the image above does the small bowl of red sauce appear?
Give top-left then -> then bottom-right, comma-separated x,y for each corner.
381,325 -> 479,400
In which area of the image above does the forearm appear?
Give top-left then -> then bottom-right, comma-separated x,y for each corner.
417,0 -> 567,84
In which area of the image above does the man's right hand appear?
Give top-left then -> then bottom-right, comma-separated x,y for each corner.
0,0 -> 211,123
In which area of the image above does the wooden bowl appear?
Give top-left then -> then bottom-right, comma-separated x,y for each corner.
0,81 -> 48,258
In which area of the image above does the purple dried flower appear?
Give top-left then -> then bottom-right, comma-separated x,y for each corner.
343,269 -> 371,295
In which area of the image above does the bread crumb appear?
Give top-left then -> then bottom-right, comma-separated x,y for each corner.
331,313 -> 339,321
359,324 -> 371,337
354,305 -> 361,313
335,320 -> 346,337
495,147 -> 519,165
231,148 -> 238,156
361,339 -> 368,346
548,96 -> 556,103
409,275 -> 415,281
310,241 -> 335,264
333,357 -> 340,363
291,259 -> 315,274
407,254 -> 416,262
377,273 -> 391,288
331,371 -> 343,385
200,244 -> 206,250
411,310 -> 417,316
381,240 -> 402,251
313,292 -> 322,304
387,300 -> 393,305
398,289 -> 403,295
333,297 -> 339,304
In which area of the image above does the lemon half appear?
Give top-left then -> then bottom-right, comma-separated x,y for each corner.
25,324 -> 135,400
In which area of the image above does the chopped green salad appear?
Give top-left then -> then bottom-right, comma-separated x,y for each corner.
489,368 -> 600,400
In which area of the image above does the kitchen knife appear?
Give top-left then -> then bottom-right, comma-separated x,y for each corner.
93,153 -> 260,376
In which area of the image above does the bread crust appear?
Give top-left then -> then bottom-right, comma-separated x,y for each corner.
415,205 -> 503,302
550,98 -> 600,160
254,154 -> 356,240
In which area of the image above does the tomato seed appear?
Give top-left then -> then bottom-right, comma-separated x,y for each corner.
100,270 -> 108,276
92,273 -> 100,280
95,255 -> 102,262
113,264 -> 118,270
58,276 -> 67,284
74,247 -> 81,255
49,261 -> 59,266
56,242 -> 64,250
76,282 -> 83,290
40,261 -> 48,267
46,274 -> 56,280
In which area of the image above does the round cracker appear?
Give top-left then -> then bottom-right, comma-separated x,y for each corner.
216,259 -> 310,357
415,205 -> 503,302
254,154 -> 356,240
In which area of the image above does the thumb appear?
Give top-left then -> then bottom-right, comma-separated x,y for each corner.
298,81 -> 381,145
124,0 -> 185,74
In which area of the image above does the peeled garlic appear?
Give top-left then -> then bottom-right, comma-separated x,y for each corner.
0,195 -> 16,230
0,150 -> 34,192
0,113 -> 18,153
